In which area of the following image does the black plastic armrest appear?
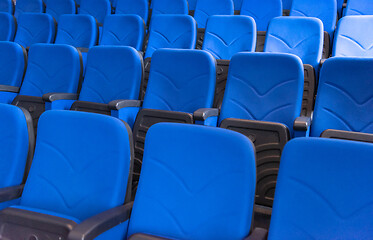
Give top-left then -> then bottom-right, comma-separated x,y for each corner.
193,108 -> 219,121
343,2 -> 347,7
108,100 -> 142,110
245,228 -> 268,240
321,129 -> 373,143
293,116 -> 311,131
0,185 -> 24,203
42,93 -> 79,102
67,202 -> 133,240
0,85 -> 20,93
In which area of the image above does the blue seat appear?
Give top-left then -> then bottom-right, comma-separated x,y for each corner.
267,137 -> 373,239
100,15 -> 145,50
79,0 -> 111,27
332,16 -> 373,57
194,0 -> 234,29
0,0 -> 13,14
0,12 -> 15,41
115,0 -> 148,23
188,0 -> 197,10
233,0 -> 243,11
46,0 -> 76,22
337,0 -> 344,17
151,0 -> 188,17
14,0 -> 44,18
127,123 -> 256,239
14,13 -> 56,49
345,0 -> 373,16
282,0 -> 292,10
0,110 -> 133,240
311,57 -> 373,138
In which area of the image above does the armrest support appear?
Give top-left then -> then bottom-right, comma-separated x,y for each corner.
68,202 -> 133,240
321,129 -> 373,143
293,116 -> 311,131
193,108 -> 219,121
246,228 -> 268,240
0,185 -> 24,203
109,100 -> 142,110
42,93 -> 79,102
0,85 -> 19,93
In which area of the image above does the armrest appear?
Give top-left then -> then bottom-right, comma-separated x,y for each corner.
42,93 -> 79,102
245,228 -> 268,240
68,202 -> 133,240
293,116 -> 311,132
193,108 -> 219,121
0,85 -> 19,93
321,129 -> 373,143
109,100 -> 142,110
0,185 -> 24,203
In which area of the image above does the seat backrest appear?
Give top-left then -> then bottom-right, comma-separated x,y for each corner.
144,15 -> 196,59
345,0 -> 373,16
20,110 -> 133,221
264,17 -> 323,70
337,0 -> 343,16
241,0 -> 282,32
202,15 -> 256,60
19,44 -> 82,97
282,0 -> 292,10
233,0 -> 243,10
100,15 -> 145,50
79,0 -> 111,24
194,0 -> 234,28
332,16 -> 373,57
0,12 -> 16,41
46,0 -> 76,22
188,0 -> 197,10
0,0 -> 13,14
269,137 -> 373,239
151,0 -> 188,17
115,0 -> 148,22
219,52 -> 304,136
311,57 -> 373,137
143,49 -> 216,113
14,0 -> 44,18
290,0 -> 337,38
55,14 -> 98,48
14,13 -> 56,48
0,42 -> 26,87
128,123 -> 256,239
79,46 -> 143,103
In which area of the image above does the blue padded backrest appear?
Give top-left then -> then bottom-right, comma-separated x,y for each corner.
290,0 -> 336,39
79,46 -> 143,103
14,13 -> 56,48
46,0 -> 76,22
337,0 -> 343,16
333,16 -> 373,57
188,0 -> 197,10
202,15 -> 256,60
128,123 -> 256,239
0,104 -> 30,188
269,137 -> 373,239
264,17 -> 323,70
145,15 -> 196,59
116,0 -> 148,22
241,0 -> 282,32
14,0 -> 44,18
311,57 -> 373,137
20,110 -> 132,221
194,0 -> 234,28
143,49 -> 216,113
0,0 -> 13,14
0,12 -> 16,41
282,0 -> 292,9
219,52 -> 304,136
0,42 -> 26,87
79,0 -> 111,24
151,0 -> 188,16
345,0 -> 373,16
100,15 -> 145,50
234,0 -> 243,10
55,14 -> 98,48
19,44 -> 82,97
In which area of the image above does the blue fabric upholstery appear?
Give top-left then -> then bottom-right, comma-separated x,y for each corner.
14,0 -> 44,18
337,0 -> 344,16
269,137 -> 373,239
79,0 -> 111,24
79,46 -> 143,103
46,0 -> 76,22
264,17 -> 323,71
151,0 -> 188,17
128,123 -> 256,239
333,16 -> 373,57
19,44 -> 82,97
233,0 -> 243,10
290,0 -> 336,39
0,42 -> 26,87
100,15 -> 145,50
0,104 -> 30,188
14,13 -> 56,48
219,52 -> 304,136
345,0 -> 373,16
144,15 -> 196,58
202,15 -> 256,60
194,0 -> 234,28
115,0 -> 148,22
311,57 -> 373,137
0,12 -> 15,41
282,0 -> 292,9
55,14 -> 98,48
143,49 -> 216,113
241,0 -> 282,32
0,0 -> 13,14
19,110 -> 132,224
188,0 -> 197,10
